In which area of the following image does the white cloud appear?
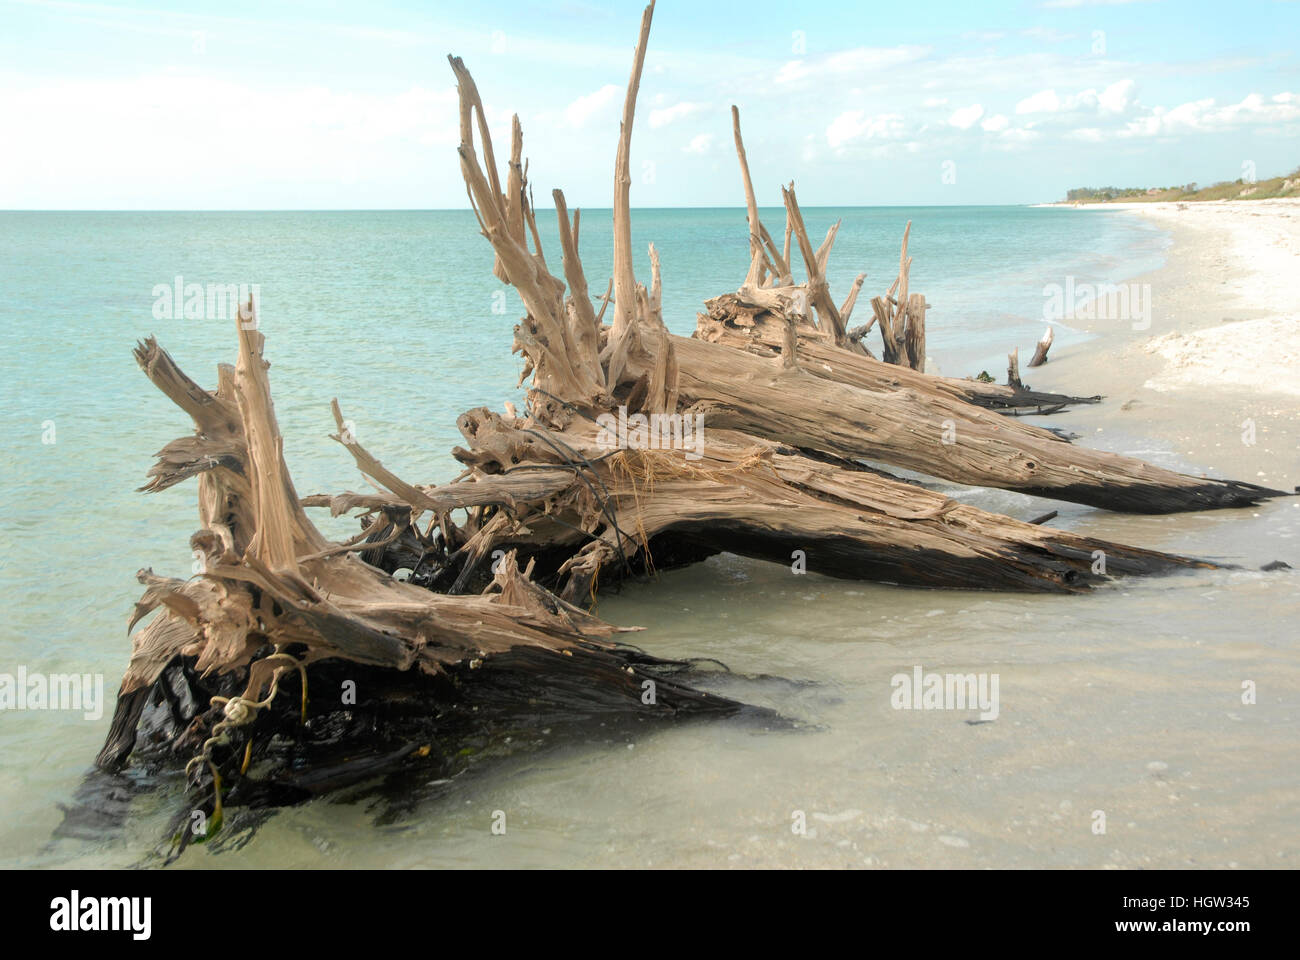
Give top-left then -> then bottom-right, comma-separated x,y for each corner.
1004,79 -> 1135,125
2,4 -> 1289,207
948,103 -> 985,129
682,133 -> 713,154
1120,91 -> 1300,138
1098,78 -> 1135,113
1020,27 -> 1074,43
1016,89 -> 1061,115
994,127 -> 1041,146
650,101 -> 708,128
562,83 -> 620,128
826,109 -> 905,148
0,73 -> 461,205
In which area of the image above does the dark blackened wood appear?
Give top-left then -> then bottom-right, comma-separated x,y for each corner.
1007,347 -> 1024,391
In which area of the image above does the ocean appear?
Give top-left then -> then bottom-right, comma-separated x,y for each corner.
10,205 -> 1295,869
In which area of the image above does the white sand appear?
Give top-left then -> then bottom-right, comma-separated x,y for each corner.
1063,199 -> 1300,397
1143,316 -> 1300,396
1028,199 -> 1300,491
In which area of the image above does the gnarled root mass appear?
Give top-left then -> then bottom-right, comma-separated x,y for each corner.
97,325 -> 751,854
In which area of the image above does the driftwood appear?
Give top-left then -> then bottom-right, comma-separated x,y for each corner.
684,303 -> 1278,511
96,320 -> 752,853
1007,347 -> 1024,391
870,222 -> 927,369
95,1 -> 1287,849
423,8 -> 1251,604
1029,326 -> 1054,367
96,0 -> 748,849
696,290 -> 1099,413
336,407 -> 1213,600
674,343 -> 1280,512
685,105 -> 1286,513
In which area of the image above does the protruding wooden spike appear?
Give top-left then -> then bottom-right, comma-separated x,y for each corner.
1029,325 -> 1055,367
731,105 -> 766,288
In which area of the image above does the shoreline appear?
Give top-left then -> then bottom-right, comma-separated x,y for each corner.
1022,198 -> 1299,493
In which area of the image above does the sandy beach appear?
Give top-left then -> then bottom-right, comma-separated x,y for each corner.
1030,199 -> 1300,494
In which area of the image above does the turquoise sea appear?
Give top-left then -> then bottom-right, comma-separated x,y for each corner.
0,205 -> 1198,868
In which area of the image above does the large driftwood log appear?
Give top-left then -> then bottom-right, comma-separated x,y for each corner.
683,108 -> 1285,512
696,289 -> 1100,413
332,407 -> 1214,602
634,335 -> 1282,512
118,327 -> 645,691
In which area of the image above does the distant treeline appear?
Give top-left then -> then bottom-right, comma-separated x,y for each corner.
1066,185 -> 1195,201
1065,165 -> 1299,204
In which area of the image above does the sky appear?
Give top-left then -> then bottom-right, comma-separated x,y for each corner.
1,0 -> 1298,208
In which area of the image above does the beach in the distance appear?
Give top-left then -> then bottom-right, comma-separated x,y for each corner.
1033,199 -> 1299,493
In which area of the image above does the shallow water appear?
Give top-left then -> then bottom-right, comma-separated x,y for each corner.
2,206 -> 1294,869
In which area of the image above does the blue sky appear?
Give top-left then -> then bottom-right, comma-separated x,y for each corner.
1,0 -> 1297,208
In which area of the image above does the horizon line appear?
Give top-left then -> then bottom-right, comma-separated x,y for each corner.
0,201 -> 1062,213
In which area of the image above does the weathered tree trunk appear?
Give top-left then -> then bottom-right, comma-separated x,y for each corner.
696,290 -> 1100,413
631,334 -> 1282,512
684,108 -> 1286,512
904,292 -> 929,371
1029,325 -> 1054,368
1007,347 -> 1024,391
98,1 -> 763,846
332,406 -> 1214,603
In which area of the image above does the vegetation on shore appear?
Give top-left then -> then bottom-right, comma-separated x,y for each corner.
1064,165 -> 1300,204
